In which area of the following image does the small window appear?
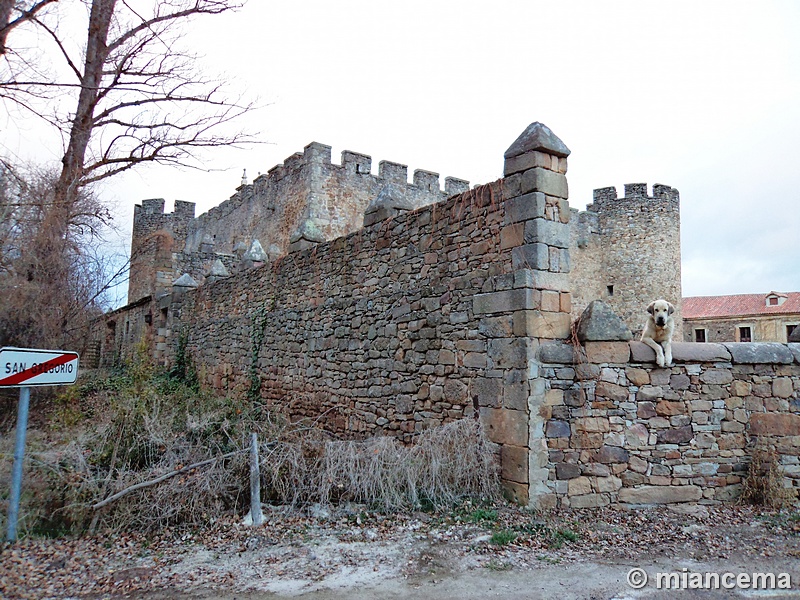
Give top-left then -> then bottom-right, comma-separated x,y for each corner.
768,296 -> 779,306
607,285 -> 614,296
739,326 -> 752,342
788,324 -> 798,340
694,329 -> 706,343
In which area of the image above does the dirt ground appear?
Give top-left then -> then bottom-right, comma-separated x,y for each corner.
3,501 -> 800,599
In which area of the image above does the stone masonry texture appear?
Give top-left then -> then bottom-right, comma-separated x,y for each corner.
98,122 -> 799,509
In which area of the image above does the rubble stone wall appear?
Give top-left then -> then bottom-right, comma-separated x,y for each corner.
537,340 -> 800,507
176,181 -> 521,441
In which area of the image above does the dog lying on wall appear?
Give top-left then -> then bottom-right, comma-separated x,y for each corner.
641,299 -> 676,368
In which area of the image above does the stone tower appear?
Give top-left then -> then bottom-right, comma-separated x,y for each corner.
570,183 -> 682,336
129,198 -> 196,303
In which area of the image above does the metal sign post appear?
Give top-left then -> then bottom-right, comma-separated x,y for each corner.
0,347 -> 79,542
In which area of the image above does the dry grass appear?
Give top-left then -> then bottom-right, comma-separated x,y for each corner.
262,418 -> 499,511
740,445 -> 795,509
0,366 -> 499,536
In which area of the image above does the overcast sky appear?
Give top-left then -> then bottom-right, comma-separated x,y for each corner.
9,1 -> 800,299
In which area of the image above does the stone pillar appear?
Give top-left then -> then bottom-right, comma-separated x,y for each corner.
503,122 -> 572,510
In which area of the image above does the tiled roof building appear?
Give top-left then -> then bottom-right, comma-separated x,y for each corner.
682,291 -> 800,343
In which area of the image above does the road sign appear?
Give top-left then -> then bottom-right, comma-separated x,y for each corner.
1,346 -> 80,541
0,347 -> 80,388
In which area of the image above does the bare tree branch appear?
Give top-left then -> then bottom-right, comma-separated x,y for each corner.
0,0 -> 58,55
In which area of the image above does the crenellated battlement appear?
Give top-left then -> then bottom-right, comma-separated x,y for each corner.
128,140 -> 470,301
590,183 -> 680,208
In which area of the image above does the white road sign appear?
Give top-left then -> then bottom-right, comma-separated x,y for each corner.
0,347 -> 80,388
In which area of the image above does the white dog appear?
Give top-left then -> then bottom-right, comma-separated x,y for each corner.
641,299 -> 675,368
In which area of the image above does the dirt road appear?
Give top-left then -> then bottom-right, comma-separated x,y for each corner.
4,503 -> 800,599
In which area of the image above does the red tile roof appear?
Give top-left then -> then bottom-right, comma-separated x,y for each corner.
683,292 -> 800,319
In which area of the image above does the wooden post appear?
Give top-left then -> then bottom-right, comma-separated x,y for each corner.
249,432 -> 264,526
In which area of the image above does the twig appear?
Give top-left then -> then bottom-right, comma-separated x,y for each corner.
92,449 -> 244,510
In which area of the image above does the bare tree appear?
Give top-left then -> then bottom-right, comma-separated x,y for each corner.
0,162 -> 117,350
0,0 -> 254,349
0,0 -> 58,56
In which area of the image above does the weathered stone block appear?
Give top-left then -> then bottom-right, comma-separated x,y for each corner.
538,341 -> 578,364
618,485 -> 702,504
656,401 -> 685,416
626,424 -> 650,447
657,425 -> 694,444
596,381 -> 628,402
480,407 -> 528,446
789,343 -> 800,363
700,369 -> 733,385
500,223 -> 524,250
637,402 -> 657,419
473,288 -> 540,314
546,419 -> 571,438
585,341 -> 631,364
501,480 -> 529,505
519,168 -> 569,199
473,377 -> 502,408
570,493 -> 610,508
576,301 -> 633,342
556,462 -> 581,480
626,367 -> 650,386
750,413 -> 800,436
595,476 -> 623,493
731,380 -> 752,396
514,310 -> 571,339
512,243 -> 549,270
488,338 -> 531,369
723,343 -> 794,364
670,374 -> 691,390
568,476 -> 592,496
571,432 -> 604,449
595,445 -> 629,464
638,386 -> 663,402
504,121 -> 571,161
773,378 -> 794,399
629,341 -> 656,363
501,445 -> 529,484
671,343 -> 731,362
478,315 -> 514,338
523,218 -> 570,249
504,151 -> 553,176
513,269 -> 570,292
504,192 -> 546,223
574,417 -> 609,434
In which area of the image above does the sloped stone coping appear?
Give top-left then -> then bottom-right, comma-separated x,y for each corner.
630,341 -> 731,363
722,342 -> 794,364
790,343 -> 800,364
539,341 -> 800,364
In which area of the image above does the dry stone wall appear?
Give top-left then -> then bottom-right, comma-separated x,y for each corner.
167,122 -> 576,506
106,121 -> 800,509
537,340 -> 800,507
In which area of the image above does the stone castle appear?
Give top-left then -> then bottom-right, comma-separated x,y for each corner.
95,122 -> 800,508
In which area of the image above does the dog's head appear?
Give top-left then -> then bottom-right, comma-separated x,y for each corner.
647,299 -> 675,328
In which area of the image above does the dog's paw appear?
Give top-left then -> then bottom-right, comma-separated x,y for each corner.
656,358 -> 666,368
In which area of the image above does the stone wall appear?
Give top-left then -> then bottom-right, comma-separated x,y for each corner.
537,340 -> 800,507
162,122 -> 575,505
102,121 -> 800,508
